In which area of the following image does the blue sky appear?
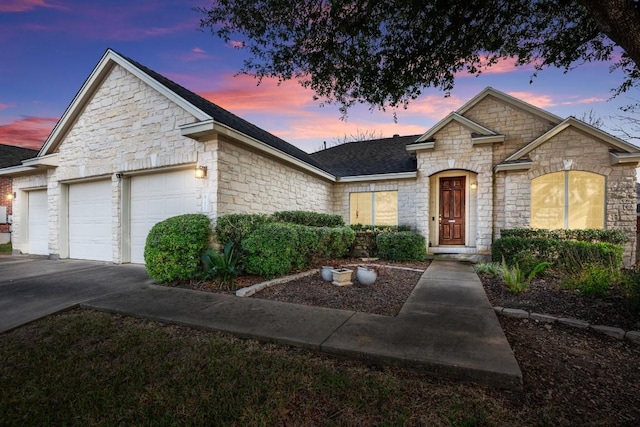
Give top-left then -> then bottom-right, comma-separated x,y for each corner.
1,0 -> 639,153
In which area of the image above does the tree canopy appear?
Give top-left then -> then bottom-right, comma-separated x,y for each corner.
198,0 -> 640,113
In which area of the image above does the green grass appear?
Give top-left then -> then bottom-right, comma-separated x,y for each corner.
0,310 -> 513,426
0,242 -> 11,253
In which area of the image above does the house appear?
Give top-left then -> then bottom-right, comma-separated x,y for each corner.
0,49 -> 638,265
0,144 -> 39,244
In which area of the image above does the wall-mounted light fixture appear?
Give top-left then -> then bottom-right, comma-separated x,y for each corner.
115,172 -> 124,179
195,166 -> 208,179
6,192 -> 15,201
470,181 -> 478,190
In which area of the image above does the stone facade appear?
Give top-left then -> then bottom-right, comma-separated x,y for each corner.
216,137 -> 333,217
0,177 -> 12,242
5,53 -> 638,266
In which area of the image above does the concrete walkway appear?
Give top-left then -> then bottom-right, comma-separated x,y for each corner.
0,257 -> 522,389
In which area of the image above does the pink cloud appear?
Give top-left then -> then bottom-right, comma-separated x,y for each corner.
0,103 -> 10,110
0,0 -> 64,12
560,96 -> 606,106
0,117 -> 57,150
230,40 -> 244,48
507,91 -> 556,109
198,75 -> 318,115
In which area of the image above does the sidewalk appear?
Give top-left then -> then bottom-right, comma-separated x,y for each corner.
82,260 -> 522,389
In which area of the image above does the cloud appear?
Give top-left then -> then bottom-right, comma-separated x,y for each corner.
229,40 -> 244,48
0,103 -> 10,110
560,96 -> 606,106
0,117 -> 57,150
198,74 -> 317,115
0,0 -> 64,12
507,91 -> 556,109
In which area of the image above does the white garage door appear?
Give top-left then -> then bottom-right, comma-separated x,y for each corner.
69,180 -> 112,262
130,170 -> 197,264
27,189 -> 48,255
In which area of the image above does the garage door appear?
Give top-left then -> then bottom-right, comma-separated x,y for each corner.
130,170 -> 197,264
27,189 -> 48,255
69,180 -> 112,261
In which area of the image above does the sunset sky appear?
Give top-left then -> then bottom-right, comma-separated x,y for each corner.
1,0 -> 639,154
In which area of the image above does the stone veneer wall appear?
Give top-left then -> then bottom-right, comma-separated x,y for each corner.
414,121 -> 495,254
216,137 -> 333,216
332,179 -> 421,229
502,127 -> 638,265
0,177 -> 12,236
461,96 -> 558,237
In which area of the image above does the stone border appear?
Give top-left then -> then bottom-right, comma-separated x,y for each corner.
494,306 -> 640,345
235,264 -> 427,298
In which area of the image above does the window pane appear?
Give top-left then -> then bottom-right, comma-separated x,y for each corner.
374,191 -> 398,226
350,192 -> 372,225
568,171 -> 604,229
531,172 -> 564,229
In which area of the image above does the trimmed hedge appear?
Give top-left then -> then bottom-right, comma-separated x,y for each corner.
349,225 -> 413,257
492,235 -> 624,273
500,228 -> 628,245
376,231 -> 426,261
272,211 -> 345,227
214,213 -> 272,249
242,223 -> 355,277
144,214 -> 212,283
242,223 -> 297,278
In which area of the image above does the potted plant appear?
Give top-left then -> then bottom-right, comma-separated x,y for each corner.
356,265 -> 379,285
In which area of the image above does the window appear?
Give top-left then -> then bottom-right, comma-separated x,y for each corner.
350,191 -> 398,225
531,171 -> 605,229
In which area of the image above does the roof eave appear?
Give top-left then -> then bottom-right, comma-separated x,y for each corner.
0,165 -> 40,177
494,161 -> 533,172
406,141 -> 435,152
610,152 -> 640,165
472,135 -> 505,145
181,120 -> 336,182
336,171 -> 417,182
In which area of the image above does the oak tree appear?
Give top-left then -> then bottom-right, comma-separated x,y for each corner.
199,0 -> 640,112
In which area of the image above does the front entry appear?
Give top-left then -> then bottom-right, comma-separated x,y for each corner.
439,176 -> 465,245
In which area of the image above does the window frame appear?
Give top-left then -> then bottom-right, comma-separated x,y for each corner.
349,190 -> 398,226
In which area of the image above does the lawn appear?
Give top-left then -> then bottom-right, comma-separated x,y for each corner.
1,310 -> 519,426
0,242 -> 11,253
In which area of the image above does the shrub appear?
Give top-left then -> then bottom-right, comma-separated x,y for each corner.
202,242 -> 241,290
500,257 -> 551,294
350,225 -> 413,257
562,264 -> 616,297
214,213 -> 272,250
376,231 -> 426,261
500,228 -> 628,245
474,262 -> 502,276
242,223 -> 298,278
272,211 -> 345,227
492,236 -> 623,274
144,214 -> 212,283
315,226 -> 355,259
622,270 -> 640,317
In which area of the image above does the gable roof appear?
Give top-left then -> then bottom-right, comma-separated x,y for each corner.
310,135 -> 420,178
413,112 -> 499,144
0,144 -> 38,169
38,49 -> 330,176
504,116 -> 640,163
457,87 -> 563,125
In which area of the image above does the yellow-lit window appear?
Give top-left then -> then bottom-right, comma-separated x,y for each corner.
531,171 -> 604,230
350,191 -> 398,225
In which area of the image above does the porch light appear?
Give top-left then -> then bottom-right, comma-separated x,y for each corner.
195,166 -> 208,179
470,181 -> 478,190
6,192 -> 14,201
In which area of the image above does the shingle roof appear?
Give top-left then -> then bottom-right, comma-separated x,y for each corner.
309,135 -> 420,177
0,144 -> 38,168
119,52 -> 329,172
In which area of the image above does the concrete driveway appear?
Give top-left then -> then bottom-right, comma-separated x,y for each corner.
0,256 -> 151,333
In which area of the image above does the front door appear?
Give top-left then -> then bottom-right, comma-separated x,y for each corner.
439,176 -> 465,245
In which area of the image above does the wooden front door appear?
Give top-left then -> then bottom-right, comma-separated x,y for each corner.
439,177 -> 465,245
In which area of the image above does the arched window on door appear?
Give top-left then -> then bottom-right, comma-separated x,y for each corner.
531,171 -> 605,229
